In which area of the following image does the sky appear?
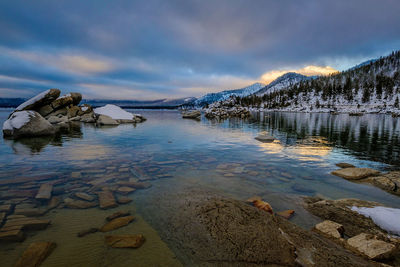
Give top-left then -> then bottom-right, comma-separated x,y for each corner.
0,0 -> 399,100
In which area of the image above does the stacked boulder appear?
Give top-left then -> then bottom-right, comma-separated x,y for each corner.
2,89 -> 146,139
204,102 -> 251,120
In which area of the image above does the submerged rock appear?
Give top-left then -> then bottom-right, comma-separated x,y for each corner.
105,234 -> 145,248
64,198 -> 97,209
97,191 -> 118,209
77,227 -> 99,237
2,111 -> 56,139
336,162 -> 356,168
74,192 -> 95,202
100,215 -> 135,232
276,209 -> 295,220
331,168 -> 380,180
35,184 -> 53,200
106,211 -> 131,221
15,242 -> 56,267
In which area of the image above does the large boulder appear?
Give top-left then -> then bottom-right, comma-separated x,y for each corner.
347,233 -> 396,260
14,89 -> 60,112
77,104 -> 93,116
80,112 -> 96,123
94,104 -> 144,123
2,111 -> 56,139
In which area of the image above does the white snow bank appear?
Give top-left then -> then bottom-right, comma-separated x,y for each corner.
81,106 -> 88,112
94,104 -> 134,120
3,111 -> 34,130
15,89 -> 51,111
350,206 -> 400,236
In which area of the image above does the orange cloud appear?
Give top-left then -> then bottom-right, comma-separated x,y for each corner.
260,65 -> 338,84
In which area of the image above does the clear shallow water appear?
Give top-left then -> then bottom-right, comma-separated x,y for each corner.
1,109 -> 400,266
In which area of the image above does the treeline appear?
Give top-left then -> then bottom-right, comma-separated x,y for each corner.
234,50 -> 400,109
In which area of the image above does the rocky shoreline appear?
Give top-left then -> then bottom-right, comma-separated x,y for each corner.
2,89 -> 146,139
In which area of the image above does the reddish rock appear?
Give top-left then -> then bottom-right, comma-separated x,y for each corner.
0,229 -> 25,242
116,196 -> 132,204
64,198 -> 97,209
116,186 -> 136,195
276,210 -> 295,219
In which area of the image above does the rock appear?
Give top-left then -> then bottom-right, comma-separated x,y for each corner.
117,196 -> 132,204
64,197 -> 97,209
80,112 -> 96,123
331,167 -> 380,180
15,242 -> 56,267
276,210 -> 295,220
77,104 -> 93,116
2,111 -> 56,139
97,191 -> 118,209
47,196 -> 61,210
371,176 -> 396,192
67,106 -> 81,118
105,234 -> 145,248
347,233 -> 396,260
1,215 -> 50,231
0,229 -> 25,242
255,134 -> 275,142
313,220 -> 344,239
116,186 -> 136,195
0,212 -> 5,225
182,110 -> 201,119
35,184 -> 53,200
100,216 -> 135,232
336,162 -> 356,168
14,89 -> 60,112
142,189 -> 375,266
68,116 -> 81,121
94,104 -> 138,122
69,92 -> 82,105
303,197 -> 386,237
14,204 -> 47,216
50,94 -> 74,110
45,107 -> 67,118
97,115 -> 119,126
292,183 -> 316,194
106,211 -> 131,221
47,115 -> 68,124
0,204 -> 12,213
116,181 -> 151,189
251,199 -> 273,214
37,104 -> 54,117
77,227 -> 98,237
74,192 -> 95,202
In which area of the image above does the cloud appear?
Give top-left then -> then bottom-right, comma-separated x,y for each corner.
260,65 -> 338,84
0,1 -> 399,99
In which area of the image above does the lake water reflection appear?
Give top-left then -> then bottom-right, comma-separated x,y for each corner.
1,109 -> 400,266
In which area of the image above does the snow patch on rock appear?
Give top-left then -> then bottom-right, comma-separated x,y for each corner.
350,206 -> 400,236
94,104 -> 134,120
15,90 -> 51,111
3,111 -> 34,130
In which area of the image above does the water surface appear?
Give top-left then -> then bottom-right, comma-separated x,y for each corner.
1,109 -> 400,266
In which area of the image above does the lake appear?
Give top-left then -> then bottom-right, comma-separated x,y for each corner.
1,109 -> 400,266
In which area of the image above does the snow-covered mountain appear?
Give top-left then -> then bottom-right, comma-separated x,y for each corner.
255,72 -> 310,96
234,50 -> 400,114
194,83 -> 265,106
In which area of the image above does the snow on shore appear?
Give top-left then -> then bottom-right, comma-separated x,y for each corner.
94,104 -> 134,120
350,206 -> 400,236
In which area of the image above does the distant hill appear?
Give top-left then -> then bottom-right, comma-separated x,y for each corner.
255,72 -> 311,96
0,97 -> 197,109
194,83 -> 265,106
235,50 -> 400,113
